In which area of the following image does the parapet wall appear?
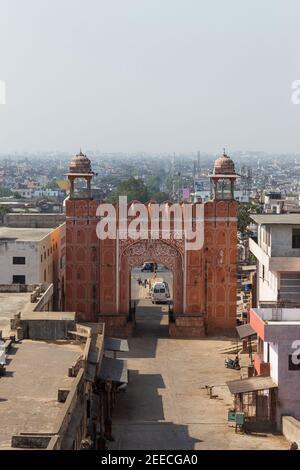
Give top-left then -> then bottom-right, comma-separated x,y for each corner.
3,213 -> 65,228
7,283 -> 77,341
282,416 -> 300,447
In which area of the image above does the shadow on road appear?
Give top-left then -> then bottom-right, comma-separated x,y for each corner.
110,369 -> 202,450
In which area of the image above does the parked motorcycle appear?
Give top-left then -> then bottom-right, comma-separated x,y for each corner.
225,357 -> 240,370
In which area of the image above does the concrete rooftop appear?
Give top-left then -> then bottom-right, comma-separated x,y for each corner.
0,227 -> 53,242
253,307 -> 300,324
0,291 -> 31,337
250,214 -> 300,225
0,340 -> 82,449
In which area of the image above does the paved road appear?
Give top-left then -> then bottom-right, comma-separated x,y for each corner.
109,300 -> 288,450
131,268 -> 173,301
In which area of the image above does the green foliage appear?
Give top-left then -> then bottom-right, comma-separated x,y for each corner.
0,186 -> 13,197
144,176 -> 161,194
150,191 -> 170,203
109,177 -> 149,203
0,205 -> 9,216
238,202 -> 262,234
43,180 -> 59,190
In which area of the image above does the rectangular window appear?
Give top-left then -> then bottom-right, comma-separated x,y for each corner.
12,275 -> 26,284
292,228 -> 300,248
60,255 -> 65,269
266,227 -> 271,246
13,257 -> 25,265
262,226 -> 271,246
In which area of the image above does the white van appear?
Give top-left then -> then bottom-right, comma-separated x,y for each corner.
151,281 -> 170,304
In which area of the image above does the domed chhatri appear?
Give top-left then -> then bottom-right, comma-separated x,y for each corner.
210,149 -> 237,200
65,150 -> 95,199
69,149 -> 93,174
213,150 -> 236,176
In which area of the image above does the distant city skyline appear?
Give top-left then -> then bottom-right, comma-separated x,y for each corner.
0,0 -> 299,154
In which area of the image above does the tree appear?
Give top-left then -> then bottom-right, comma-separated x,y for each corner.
144,176 -> 161,194
0,186 -> 13,197
237,202 -> 262,234
0,205 -> 9,223
44,180 -> 59,190
150,191 -> 170,203
109,177 -> 149,203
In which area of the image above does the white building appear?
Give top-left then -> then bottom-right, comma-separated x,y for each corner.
12,188 -> 34,199
249,214 -> 300,306
263,192 -> 300,214
263,192 -> 283,214
0,225 -> 65,309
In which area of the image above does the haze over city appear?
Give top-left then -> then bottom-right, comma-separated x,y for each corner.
0,0 -> 300,154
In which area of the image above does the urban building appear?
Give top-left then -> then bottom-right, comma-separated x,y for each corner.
0,223 -> 66,309
249,214 -> 300,306
263,192 -> 300,214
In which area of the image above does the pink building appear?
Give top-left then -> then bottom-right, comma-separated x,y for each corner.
250,307 -> 300,429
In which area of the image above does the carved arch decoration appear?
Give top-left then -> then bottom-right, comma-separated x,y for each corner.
121,239 -> 183,271
118,239 -> 184,315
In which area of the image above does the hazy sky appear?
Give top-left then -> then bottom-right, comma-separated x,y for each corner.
0,0 -> 299,154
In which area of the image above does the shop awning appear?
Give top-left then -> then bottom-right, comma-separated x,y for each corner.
227,376 -> 277,395
104,337 -> 129,353
236,323 -> 256,339
98,357 -> 128,384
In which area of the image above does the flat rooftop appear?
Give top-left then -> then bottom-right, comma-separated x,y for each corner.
250,214 -> 300,225
0,227 -> 53,242
0,340 -> 82,449
252,307 -> 300,325
0,291 -> 31,337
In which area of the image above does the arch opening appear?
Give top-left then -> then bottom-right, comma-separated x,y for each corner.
130,262 -> 173,337
119,240 -> 183,336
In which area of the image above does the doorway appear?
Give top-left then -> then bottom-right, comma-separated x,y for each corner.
130,263 -> 173,337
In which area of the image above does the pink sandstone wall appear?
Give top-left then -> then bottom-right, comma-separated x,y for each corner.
65,198 -> 237,332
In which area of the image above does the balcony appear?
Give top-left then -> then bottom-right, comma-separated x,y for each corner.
269,257 -> 300,272
249,238 -> 269,268
254,352 -> 270,376
249,238 -> 300,272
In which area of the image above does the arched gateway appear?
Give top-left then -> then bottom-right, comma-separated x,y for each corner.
119,239 -> 183,315
65,150 -> 238,338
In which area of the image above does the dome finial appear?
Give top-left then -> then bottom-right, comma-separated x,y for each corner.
213,149 -> 236,175
68,149 -> 93,174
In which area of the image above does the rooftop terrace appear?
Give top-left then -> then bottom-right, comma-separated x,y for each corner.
252,307 -> 300,325
0,227 -> 53,241
0,340 -> 82,449
0,291 -> 31,337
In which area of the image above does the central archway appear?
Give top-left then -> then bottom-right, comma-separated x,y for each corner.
119,240 -> 183,315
